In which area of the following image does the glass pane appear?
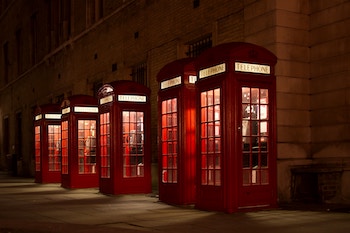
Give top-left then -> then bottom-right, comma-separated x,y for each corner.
214,106 -> 220,120
242,120 -> 250,136
162,101 -> 167,114
251,121 -> 259,136
208,138 -> 215,152
215,138 -> 221,152
215,122 -> 220,136
260,139 -> 268,151
260,105 -> 268,120
201,92 -> 207,106
242,87 -> 250,103
201,123 -> 207,137
208,124 -> 214,137
260,89 -> 268,104
260,121 -> 268,135
214,88 -> 220,104
243,153 -> 250,167
251,105 -> 258,119
251,88 -> 259,103
171,98 -> 177,112
208,106 -> 214,121
243,138 -> 250,151
201,108 -> 207,122
172,113 -> 177,126
261,153 -> 268,167
207,90 -> 213,105
252,153 -> 259,168
215,170 -> 221,186
215,155 -> 221,168
242,104 -> 250,119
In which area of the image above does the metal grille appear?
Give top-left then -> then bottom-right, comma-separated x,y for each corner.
131,62 -> 148,86
186,35 -> 212,58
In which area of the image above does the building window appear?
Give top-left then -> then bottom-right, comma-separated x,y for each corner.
93,81 -> 103,98
131,62 -> 148,87
3,42 -> 9,84
186,35 -> 212,58
60,0 -> 71,41
15,29 -> 23,74
97,0 -> 104,19
86,0 -> 104,28
30,13 -> 38,66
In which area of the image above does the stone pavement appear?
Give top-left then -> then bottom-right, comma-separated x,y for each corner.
0,172 -> 350,233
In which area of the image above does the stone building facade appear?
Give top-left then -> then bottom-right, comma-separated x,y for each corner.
0,0 -> 349,204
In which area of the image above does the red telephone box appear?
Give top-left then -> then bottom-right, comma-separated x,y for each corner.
97,80 -> 151,195
60,95 -> 99,189
157,58 -> 197,205
34,104 -> 62,183
195,42 -> 277,213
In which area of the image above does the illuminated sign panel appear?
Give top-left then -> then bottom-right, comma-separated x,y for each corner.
235,62 -> 270,74
62,107 -> 70,115
161,76 -> 181,89
100,95 -> 114,105
73,106 -> 99,113
199,63 -> 226,79
35,114 -> 42,121
45,114 -> 61,119
189,75 -> 197,84
118,95 -> 147,103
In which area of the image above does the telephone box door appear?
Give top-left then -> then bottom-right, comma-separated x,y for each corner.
238,81 -> 277,209
98,81 -> 151,195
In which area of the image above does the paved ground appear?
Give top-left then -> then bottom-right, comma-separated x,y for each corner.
1,172 -> 350,233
